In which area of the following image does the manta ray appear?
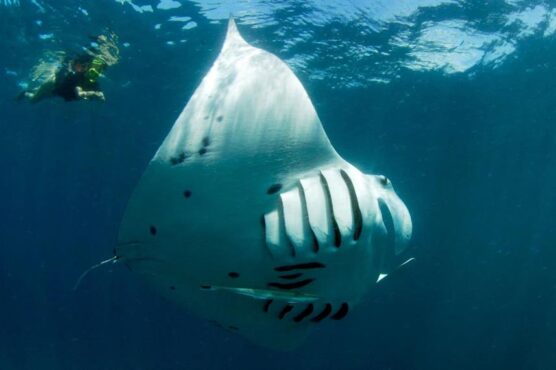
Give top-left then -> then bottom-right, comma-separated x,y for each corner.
116,18 -> 412,349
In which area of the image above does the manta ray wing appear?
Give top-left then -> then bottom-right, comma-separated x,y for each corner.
156,18 -> 341,177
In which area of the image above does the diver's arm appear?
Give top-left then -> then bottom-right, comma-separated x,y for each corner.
75,86 -> 105,101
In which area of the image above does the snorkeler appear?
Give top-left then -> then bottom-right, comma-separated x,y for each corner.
18,32 -> 120,103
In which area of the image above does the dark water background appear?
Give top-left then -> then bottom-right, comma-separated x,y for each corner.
1,1 -> 555,369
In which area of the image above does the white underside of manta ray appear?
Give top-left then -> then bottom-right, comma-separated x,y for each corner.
116,18 -> 413,350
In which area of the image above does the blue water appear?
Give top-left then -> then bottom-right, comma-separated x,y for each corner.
1,1 -> 556,369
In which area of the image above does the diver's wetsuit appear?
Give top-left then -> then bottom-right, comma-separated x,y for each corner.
52,55 -> 100,101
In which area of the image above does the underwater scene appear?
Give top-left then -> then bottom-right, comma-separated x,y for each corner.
1,0 -> 556,369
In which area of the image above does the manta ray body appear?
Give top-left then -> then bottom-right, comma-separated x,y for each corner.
117,19 -> 412,349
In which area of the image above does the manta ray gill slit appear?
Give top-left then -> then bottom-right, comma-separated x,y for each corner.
340,170 -> 363,241
319,173 -> 342,247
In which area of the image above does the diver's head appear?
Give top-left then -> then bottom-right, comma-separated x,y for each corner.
367,174 -> 412,255
71,55 -> 92,73
73,62 -> 86,73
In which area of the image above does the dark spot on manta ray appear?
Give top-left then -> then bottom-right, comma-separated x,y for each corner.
278,304 -> 294,319
228,272 -> 240,278
204,115 -> 209,120
274,262 -> 325,272
198,148 -> 208,155
202,137 -> 210,147
228,326 -> 239,331
311,303 -> 332,322
170,286 -> 176,290
293,304 -> 314,323
200,285 -> 212,290
169,152 -> 188,165
183,190 -> 192,198
266,183 -> 282,195
268,278 -> 314,290
263,299 -> 273,312
216,115 -> 223,122
149,225 -> 157,236
331,302 -> 349,320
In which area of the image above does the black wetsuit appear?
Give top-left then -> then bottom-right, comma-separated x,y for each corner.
52,55 -> 100,101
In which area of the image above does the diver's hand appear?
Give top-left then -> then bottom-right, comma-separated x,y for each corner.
76,86 -> 105,101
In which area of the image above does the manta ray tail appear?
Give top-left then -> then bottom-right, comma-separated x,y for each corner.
73,256 -> 119,291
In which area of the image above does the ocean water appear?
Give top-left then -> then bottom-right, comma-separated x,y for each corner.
1,0 -> 556,369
